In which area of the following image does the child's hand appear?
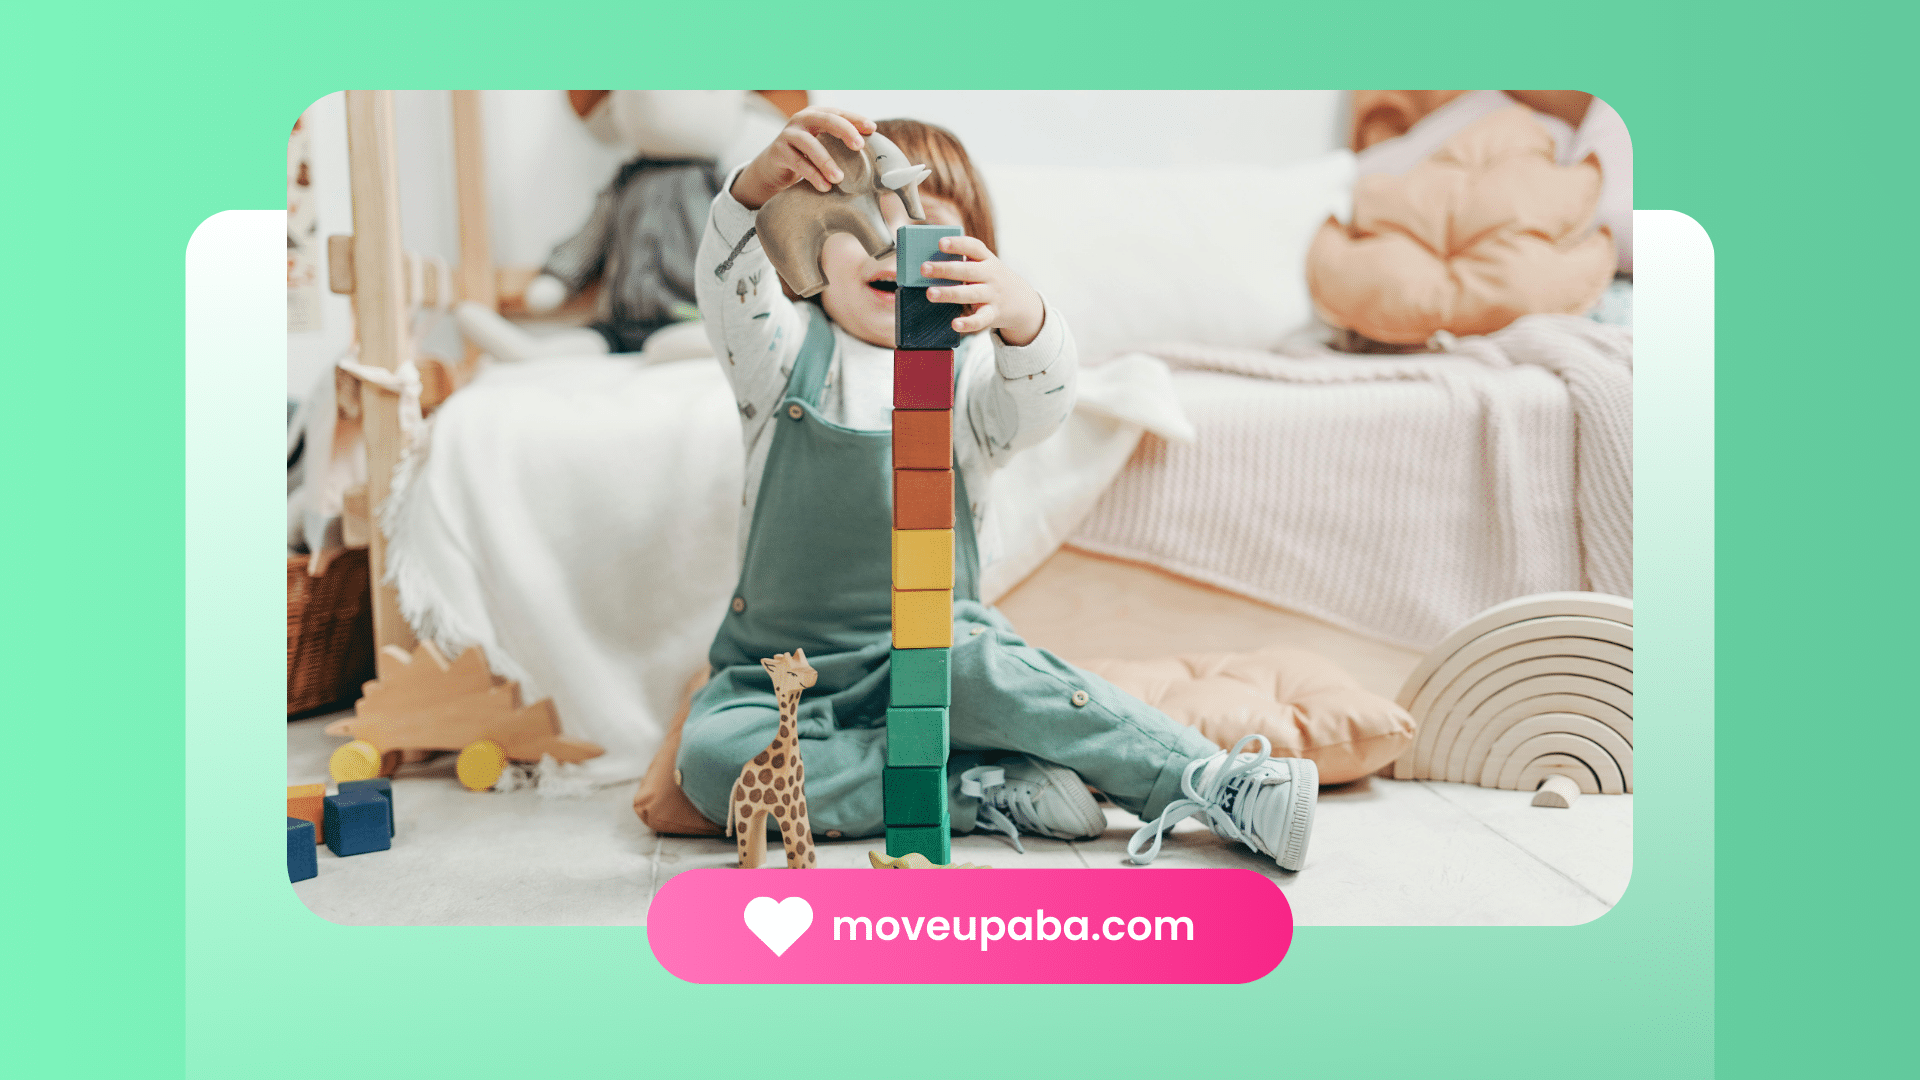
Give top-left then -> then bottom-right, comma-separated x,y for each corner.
730,107 -> 877,210
924,236 -> 1046,347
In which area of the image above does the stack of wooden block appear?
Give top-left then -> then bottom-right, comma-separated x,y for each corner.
885,224 -> 964,865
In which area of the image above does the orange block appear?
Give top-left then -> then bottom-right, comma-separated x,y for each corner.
288,783 -> 325,845
892,409 -> 951,470
894,469 -> 953,530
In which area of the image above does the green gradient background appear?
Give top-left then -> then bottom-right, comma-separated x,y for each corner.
8,1 -> 1905,1077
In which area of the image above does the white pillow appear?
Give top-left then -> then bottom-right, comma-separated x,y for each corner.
986,152 -> 1355,364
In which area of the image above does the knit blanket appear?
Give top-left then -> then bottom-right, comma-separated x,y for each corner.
1070,315 -> 1631,650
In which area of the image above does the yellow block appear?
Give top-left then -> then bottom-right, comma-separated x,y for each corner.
892,588 -> 953,649
891,529 -> 954,591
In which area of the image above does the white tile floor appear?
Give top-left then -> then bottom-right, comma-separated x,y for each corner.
290,715 -> 1630,927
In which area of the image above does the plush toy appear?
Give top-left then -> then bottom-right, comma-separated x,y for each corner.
456,91 -> 796,362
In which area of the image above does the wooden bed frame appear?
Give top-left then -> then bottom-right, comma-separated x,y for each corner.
336,88 -> 495,662
323,89 -> 533,768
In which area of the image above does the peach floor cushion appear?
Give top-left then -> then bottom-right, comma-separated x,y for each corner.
1077,648 -> 1414,785
1307,105 -> 1616,345
633,646 -> 1414,833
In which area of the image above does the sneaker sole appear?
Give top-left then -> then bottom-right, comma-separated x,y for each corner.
1276,758 -> 1319,872
1014,760 -> 1106,841
1053,772 -> 1108,840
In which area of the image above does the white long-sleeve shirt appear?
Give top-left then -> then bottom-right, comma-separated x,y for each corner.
694,172 -> 1077,577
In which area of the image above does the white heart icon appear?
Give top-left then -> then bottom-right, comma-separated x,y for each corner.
742,896 -> 814,957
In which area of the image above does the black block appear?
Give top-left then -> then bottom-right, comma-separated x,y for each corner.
896,286 -> 962,350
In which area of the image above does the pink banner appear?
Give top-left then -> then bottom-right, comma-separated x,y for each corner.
647,868 -> 1292,983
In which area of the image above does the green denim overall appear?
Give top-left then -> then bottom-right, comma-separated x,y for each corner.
676,307 -> 1219,839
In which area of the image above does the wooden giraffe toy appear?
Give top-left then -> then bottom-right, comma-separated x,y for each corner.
728,649 -> 819,869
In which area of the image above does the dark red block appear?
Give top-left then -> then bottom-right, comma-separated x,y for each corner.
894,350 -> 954,409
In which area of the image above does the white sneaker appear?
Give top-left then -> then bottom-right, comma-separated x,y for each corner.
1127,736 -> 1319,871
959,756 -> 1107,853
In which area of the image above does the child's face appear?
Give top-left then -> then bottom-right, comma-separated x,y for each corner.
818,192 -> 967,349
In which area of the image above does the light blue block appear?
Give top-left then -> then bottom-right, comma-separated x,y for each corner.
896,224 -> 962,287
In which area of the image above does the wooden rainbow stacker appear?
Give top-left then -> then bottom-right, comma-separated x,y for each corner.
884,223 -> 965,864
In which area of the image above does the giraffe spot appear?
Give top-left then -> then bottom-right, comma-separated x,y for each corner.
754,752 -> 769,766
771,753 -> 785,769
749,788 -> 763,803
781,793 -> 790,805
773,775 -> 785,791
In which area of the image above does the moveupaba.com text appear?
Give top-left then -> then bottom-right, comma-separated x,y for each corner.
831,910 -> 1195,951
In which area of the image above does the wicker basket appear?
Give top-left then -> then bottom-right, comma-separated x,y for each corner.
287,549 -> 377,716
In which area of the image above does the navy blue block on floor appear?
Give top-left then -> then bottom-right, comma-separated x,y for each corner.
337,777 -> 394,835
287,818 -> 317,882
323,789 -> 392,857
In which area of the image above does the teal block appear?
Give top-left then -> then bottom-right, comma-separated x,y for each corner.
884,766 -> 947,826
889,647 -> 949,708
896,224 -> 962,287
886,823 -> 951,865
886,707 -> 949,767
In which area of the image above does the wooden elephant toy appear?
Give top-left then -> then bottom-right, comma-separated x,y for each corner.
756,131 -> 932,297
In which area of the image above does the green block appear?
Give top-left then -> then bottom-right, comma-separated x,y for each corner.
886,823 -> 951,865
884,766 -> 947,826
886,707 -> 949,767
896,224 -> 963,287
889,647 -> 949,708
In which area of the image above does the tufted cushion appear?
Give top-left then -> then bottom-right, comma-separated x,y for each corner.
1307,105 -> 1616,346
1079,648 -> 1415,784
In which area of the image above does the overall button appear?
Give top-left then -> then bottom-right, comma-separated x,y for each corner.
787,404 -> 804,419
969,626 -> 985,636
731,597 -> 746,613
1070,690 -> 1090,707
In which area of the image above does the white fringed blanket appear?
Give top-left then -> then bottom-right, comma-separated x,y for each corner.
1072,315 -> 1632,651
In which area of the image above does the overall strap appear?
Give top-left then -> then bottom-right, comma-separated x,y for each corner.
783,304 -> 838,406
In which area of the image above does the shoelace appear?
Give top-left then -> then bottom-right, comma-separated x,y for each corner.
1127,734 -> 1282,866
959,765 -> 1027,854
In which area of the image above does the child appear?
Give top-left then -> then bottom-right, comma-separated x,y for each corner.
679,107 -> 1318,870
